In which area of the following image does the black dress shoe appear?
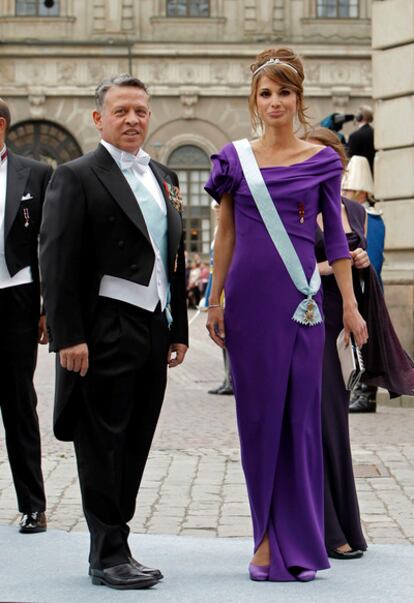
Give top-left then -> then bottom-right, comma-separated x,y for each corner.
208,384 -> 234,395
208,384 -> 226,394
328,549 -> 364,560
90,562 -> 159,589
349,397 -> 377,413
128,556 -> 163,580
19,512 -> 47,534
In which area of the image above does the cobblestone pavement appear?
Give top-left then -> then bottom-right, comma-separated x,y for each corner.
1,310 -> 413,545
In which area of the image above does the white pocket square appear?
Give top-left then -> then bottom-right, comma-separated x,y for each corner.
21,193 -> 34,201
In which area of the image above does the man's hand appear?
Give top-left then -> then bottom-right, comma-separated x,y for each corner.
167,343 -> 188,368
38,315 -> 49,345
60,343 -> 89,377
350,248 -> 370,270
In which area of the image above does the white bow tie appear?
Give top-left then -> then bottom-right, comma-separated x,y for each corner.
119,150 -> 150,174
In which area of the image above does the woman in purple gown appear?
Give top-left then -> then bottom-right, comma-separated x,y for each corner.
205,47 -> 368,583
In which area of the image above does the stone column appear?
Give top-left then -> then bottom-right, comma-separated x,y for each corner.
372,0 -> 414,355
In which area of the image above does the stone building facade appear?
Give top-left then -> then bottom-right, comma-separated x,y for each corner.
372,0 -> 414,357
0,0 -> 373,256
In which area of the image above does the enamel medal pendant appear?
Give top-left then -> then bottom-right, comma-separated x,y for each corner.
298,202 -> 305,224
23,207 -> 30,228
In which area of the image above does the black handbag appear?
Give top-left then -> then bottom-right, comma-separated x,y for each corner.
336,329 -> 365,391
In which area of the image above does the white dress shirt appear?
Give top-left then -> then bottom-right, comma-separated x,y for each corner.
98,140 -> 169,311
0,147 -> 33,289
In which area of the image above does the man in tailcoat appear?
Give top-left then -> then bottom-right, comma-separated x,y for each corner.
348,105 -> 376,174
0,98 -> 51,533
40,75 -> 188,590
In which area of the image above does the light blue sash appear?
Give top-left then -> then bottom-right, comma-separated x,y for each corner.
233,138 -> 322,326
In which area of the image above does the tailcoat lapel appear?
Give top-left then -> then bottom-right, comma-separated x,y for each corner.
4,151 -> 30,242
91,144 -> 151,245
149,160 -> 182,278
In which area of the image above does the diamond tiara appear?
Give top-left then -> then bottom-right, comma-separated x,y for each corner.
252,58 -> 299,77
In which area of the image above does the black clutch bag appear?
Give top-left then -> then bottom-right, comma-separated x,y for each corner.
336,329 -> 365,391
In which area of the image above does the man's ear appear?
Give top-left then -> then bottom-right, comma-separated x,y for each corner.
0,117 -> 6,137
92,110 -> 102,131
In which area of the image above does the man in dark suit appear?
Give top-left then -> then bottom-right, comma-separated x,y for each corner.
0,98 -> 52,533
348,105 -> 375,174
40,75 -> 188,590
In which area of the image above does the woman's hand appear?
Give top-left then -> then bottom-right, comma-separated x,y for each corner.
206,306 -> 225,348
350,248 -> 370,269
343,303 -> 368,348
318,260 -> 334,276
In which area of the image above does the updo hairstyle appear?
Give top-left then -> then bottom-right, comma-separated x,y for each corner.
248,48 -> 309,132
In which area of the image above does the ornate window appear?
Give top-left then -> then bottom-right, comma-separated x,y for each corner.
15,0 -> 60,16
166,0 -> 209,18
167,145 -> 211,255
316,0 -> 359,18
7,121 -> 82,167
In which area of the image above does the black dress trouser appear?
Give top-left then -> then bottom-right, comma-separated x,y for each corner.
73,298 -> 170,570
0,283 -> 46,513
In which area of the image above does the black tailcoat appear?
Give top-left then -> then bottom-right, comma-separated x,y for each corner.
0,151 -> 52,513
40,144 -> 188,442
348,124 -> 375,173
5,151 -> 52,299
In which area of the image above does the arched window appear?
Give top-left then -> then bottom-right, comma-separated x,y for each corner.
7,120 -> 82,167
167,145 -> 211,255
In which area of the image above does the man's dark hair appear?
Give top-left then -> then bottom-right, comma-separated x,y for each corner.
95,74 -> 149,111
0,98 -> 11,133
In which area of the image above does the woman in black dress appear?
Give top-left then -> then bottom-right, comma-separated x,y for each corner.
307,127 -> 368,559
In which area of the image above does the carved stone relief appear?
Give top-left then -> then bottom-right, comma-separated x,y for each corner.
1,56 -> 372,98
331,86 -> 351,111
57,62 -> 77,84
305,63 -> 321,85
28,94 -> 47,119
179,87 -> 200,119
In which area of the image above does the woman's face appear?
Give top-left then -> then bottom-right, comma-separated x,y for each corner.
255,75 -> 297,129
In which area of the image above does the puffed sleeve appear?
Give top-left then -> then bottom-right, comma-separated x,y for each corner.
319,150 -> 351,264
204,143 -> 241,202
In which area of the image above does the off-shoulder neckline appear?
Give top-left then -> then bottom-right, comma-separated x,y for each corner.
237,143 -> 332,170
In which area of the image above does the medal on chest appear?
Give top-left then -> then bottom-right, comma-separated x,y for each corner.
298,202 -> 305,224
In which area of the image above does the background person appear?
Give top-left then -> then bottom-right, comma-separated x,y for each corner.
342,154 -> 385,413
0,98 -> 51,534
205,47 -> 367,583
203,201 -> 233,396
348,105 -> 376,174
306,126 -> 368,560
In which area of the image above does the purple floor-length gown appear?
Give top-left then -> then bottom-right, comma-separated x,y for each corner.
205,142 -> 350,581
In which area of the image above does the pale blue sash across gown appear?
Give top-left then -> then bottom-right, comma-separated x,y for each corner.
233,138 -> 322,326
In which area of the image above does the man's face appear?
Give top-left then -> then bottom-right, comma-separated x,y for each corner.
93,85 -> 151,154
